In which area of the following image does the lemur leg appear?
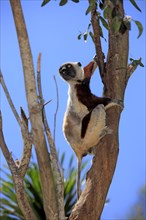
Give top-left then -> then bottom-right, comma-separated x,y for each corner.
77,157 -> 82,200
82,105 -> 112,149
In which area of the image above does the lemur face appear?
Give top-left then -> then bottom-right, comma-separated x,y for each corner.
59,62 -> 84,82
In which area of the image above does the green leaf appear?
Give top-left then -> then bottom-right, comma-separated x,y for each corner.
41,0 -> 51,7
85,6 -> 92,15
59,0 -> 68,6
77,33 -> 82,40
99,0 -> 104,10
87,23 -> 91,30
99,16 -> 108,30
133,20 -> 143,38
89,31 -> 94,42
69,155 -> 74,168
105,198 -> 110,204
83,32 -> 88,42
130,58 -> 144,67
60,152 -> 65,166
110,17 -> 122,33
139,62 -> 144,67
103,6 -> 112,19
99,26 -> 106,41
85,0 -> 96,15
71,0 -> 79,2
137,58 -> 144,67
129,0 -> 141,12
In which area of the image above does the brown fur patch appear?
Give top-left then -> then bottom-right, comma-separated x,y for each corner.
75,83 -> 111,111
83,61 -> 94,79
75,82 -> 111,139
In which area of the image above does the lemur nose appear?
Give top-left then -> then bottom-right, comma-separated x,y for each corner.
77,62 -> 82,67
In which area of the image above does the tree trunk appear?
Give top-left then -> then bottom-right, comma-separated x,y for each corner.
70,1 -> 129,219
10,0 -> 58,219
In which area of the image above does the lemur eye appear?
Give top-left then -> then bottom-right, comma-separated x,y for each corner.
67,64 -> 72,68
77,62 -> 82,67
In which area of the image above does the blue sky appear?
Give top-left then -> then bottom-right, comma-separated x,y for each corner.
0,0 -> 145,219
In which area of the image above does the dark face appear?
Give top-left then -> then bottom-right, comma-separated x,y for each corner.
59,62 -> 82,81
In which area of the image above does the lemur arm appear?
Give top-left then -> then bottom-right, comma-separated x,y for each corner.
75,83 -> 112,111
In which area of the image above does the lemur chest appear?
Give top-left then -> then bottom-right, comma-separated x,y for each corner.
63,86 -> 89,146
63,100 -> 88,138
63,109 -> 86,152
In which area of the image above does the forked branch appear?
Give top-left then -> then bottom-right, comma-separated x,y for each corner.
37,53 -> 65,220
0,70 -> 32,178
0,111 -> 37,220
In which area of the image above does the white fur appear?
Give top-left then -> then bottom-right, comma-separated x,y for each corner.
60,62 -> 110,159
60,62 -> 84,82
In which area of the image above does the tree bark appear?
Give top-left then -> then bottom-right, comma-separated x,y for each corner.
70,1 -> 129,219
0,113 -> 37,220
9,0 -> 58,219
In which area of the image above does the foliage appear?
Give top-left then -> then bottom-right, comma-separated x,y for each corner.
129,0 -> 141,12
77,0 -> 144,43
85,0 -> 96,15
0,154 -> 87,219
41,0 -> 79,7
41,0 -> 144,42
132,20 -> 143,39
130,57 -> 144,67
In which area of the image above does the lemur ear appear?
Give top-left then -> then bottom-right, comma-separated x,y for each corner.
83,61 -> 96,80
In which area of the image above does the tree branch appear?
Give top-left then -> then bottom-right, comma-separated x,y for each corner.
0,69 -> 32,178
37,53 -> 65,220
53,75 -> 59,143
0,112 -> 15,167
9,1 -> 58,219
18,107 -> 32,178
88,0 -> 105,82
0,70 -> 21,126
0,111 -> 37,220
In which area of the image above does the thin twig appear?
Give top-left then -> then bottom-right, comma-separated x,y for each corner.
19,132 -> 32,178
36,53 -> 65,220
37,53 -> 44,103
0,111 -> 16,167
53,75 -> 59,143
0,69 -> 32,177
37,53 -> 49,128
19,107 -> 32,178
37,53 -> 41,74
43,100 -> 52,107
0,70 -> 21,126
20,107 -> 28,128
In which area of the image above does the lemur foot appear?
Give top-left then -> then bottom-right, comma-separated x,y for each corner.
99,126 -> 113,138
105,99 -> 124,110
